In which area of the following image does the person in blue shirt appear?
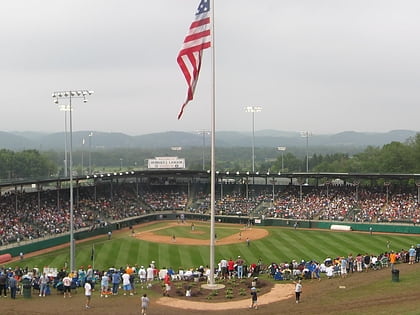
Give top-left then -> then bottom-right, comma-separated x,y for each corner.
408,245 -> 416,265
111,270 -> 121,295
8,273 -> 17,299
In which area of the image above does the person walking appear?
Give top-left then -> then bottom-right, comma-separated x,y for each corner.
249,286 -> 258,310
84,280 -> 92,309
141,293 -> 150,315
294,280 -> 302,304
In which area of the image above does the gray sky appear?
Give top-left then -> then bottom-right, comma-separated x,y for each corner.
1,0 -> 420,135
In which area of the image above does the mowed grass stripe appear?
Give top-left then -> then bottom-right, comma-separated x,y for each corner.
105,239 -> 122,267
280,230 -> 330,261
295,230 -> 359,258
215,245 -> 236,261
386,235 -> 416,252
132,241 -> 145,265
315,231 -> 374,258
76,243 -> 93,267
158,244 -> 171,268
126,238 -> 141,266
271,229 -> 340,261
166,243 -> 182,269
138,241 -> 152,267
38,248 -> 68,268
259,233 -> 288,262
115,239 -> 131,265
186,246 -> 208,268
19,223 -> 420,272
297,232 -> 335,258
329,232 -> 403,256
348,234 -> 390,255
178,244 -> 194,268
147,242 -> 163,263
243,240 -> 265,262
91,243 -> 106,269
255,231 -> 283,259
268,230 -> 314,261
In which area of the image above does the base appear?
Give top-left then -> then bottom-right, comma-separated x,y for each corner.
201,283 -> 225,290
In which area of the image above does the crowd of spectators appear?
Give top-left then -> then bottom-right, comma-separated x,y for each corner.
2,243 -> 419,300
259,186 -> 420,224
1,182 -> 420,246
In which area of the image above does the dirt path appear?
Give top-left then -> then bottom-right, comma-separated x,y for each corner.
156,283 -> 294,310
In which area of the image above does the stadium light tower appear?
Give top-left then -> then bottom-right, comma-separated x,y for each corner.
277,146 -> 286,172
300,131 -> 312,184
196,129 -> 210,170
59,105 -> 71,177
245,106 -> 262,173
88,132 -> 93,174
52,89 -> 94,273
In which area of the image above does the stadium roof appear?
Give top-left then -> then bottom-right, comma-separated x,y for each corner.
1,170 -> 420,191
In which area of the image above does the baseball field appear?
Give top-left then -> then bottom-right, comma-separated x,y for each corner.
3,221 -> 420,314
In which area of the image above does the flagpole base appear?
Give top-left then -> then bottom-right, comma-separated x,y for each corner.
201,283 -> 225,290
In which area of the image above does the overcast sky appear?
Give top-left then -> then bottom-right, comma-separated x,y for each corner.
1,0 -> 420,136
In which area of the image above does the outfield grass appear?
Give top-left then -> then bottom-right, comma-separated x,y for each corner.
17,223 -> 419,272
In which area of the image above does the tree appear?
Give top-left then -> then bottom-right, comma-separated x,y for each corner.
376,142 -> 414,173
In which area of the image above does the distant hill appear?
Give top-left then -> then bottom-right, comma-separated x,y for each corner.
2,129 -> 417,151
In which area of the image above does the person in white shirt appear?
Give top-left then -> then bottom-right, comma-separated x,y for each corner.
146,265 -> 154,282
100,273 -> 109,297
84,280 -> 92,309
62,274 -> 72,298
294,280 -> 302,303
138,266 -> 146,286
122,272 -> 133,296
220,258 -> 228,279
141,293 -> 150,315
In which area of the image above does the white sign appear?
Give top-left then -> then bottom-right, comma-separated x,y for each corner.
148,157 -> 185,169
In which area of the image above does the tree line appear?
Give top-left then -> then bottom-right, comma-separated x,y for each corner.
1,134 -> 420,180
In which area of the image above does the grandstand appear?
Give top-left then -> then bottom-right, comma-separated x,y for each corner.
1,170 -> 420,250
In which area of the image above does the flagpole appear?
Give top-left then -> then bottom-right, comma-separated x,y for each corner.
209,0 -> 216,287
92,244 -> 95,271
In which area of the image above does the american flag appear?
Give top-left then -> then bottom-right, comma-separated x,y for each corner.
177,0 -> 211,120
